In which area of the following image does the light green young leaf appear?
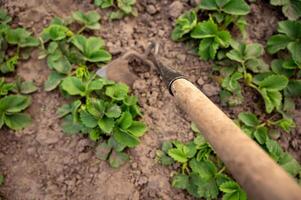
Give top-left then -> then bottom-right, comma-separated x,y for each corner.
199,0 -> 250,15
220,181 -> 247,200
118,111 -> 133,130
238,112 -> 259,127
127,121 -> 147,137
61,76 -> 86,96
94,0 -> 114,8
105,104 -> 122,118
258,75 -> 289,91
19,81 -> 38,94
274,118 -> 296,132
41,24 -> 70,41
260,89 -> 282,113
105,83 -> 129,100
5,28 -> 39,48
113,128 -> 140,147
254,127 -> 268,145
171,10 -> 197,41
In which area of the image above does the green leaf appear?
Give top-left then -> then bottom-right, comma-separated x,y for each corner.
159,154 -> 174,166
220,181 -> 247,200
98,116 -> 115,133
258,75 -> 289,91
113,128 -> 140,147
222,72 -> 243,92
19,81 -> 38,94
94,0 -> 114,8
5,28 -> 39,47
89,129 -> 101,141
117,0 -> 136,14
87,79 -> 105,91
4,113 -> 32,130
260,89 -> 282,113
0,9 -> 12,24
168,148 -> 189,163
72,11 -> 101,30
44,71 -> 66,91
274,118 -> 296,132
266,138 -> 283,161
105,104 -> 121,118
71,35 -> 111,63
127,121 -> 147,137
0,95 -> 31,113
162,141 -> 173,153
108,150 -> 129,168
191,21 -> 218,39
95,141 -> 112,160
61,76 -> 86,96
189,159 -> 217,178
270,0 -> 301,20
267,34 -> 292,54
105,83 -> 129,100
287,41 -> 301,65
198,38 -> 219,60
80,110 -> 98,128
278,20 -> 301,38
87,98 -> 105,118
271,59 -> 294,77
118,111 -> 133,130
108,137 -> 126,152
254,127 -> 268,145
172,174 -> 189,189
171,10 -> 197,41
199,0 -> 250,15
42,24 -> 70,41
57,104 -> 72,118
47,50 -> 72,74
278,153 -> 301,176
238,112 -> 259,127
285,80 -> 301,97
109,10 -> 125,21
61,115 -> 84,135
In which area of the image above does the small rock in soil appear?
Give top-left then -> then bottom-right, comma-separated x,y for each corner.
168,1 -> 183,18
197,77 -> 205,86
146,5 -> 157,15
202,83 -> 220,97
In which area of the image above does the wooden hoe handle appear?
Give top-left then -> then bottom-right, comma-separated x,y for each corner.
171,78 -> 301,200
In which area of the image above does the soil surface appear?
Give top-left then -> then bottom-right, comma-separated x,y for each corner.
0,0 -> 300,200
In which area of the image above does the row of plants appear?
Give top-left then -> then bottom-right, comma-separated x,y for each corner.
157,118 -> 301,200
159,0 -> 301,199
0,9 -> 38,131
38,11 -> 147,168
0,8 -> 147,168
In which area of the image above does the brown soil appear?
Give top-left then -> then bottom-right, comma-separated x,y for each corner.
0,0 -> 300,200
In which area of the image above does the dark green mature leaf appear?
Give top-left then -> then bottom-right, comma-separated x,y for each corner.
72,11 -> 101,30
113,128 -> 140,147
0,95 -> 31,113
61,115 -> 84,135
98,116 -> 115,133
285,80 -> 301,97
267,34 -> 292,54
260,89 -> 282,113
5,28 -> 39,47
222,72 -> 243,92
80,110 -> 98,128
61,76 -> 86,96
0,9 -> 12,24
47,50 -> 72,74
57,104 -> 72,118
108,150 -> 129,168
270,0 -> 301,20
258,75 -> 288,91
118,111 -> 133,130
254,127 -> 268,145
128,121 -> 147,137
171,10 -> 197,41
42,24 -> 70,41
105,104 -> 121,118
266,138 -> 283,161
274,118 -> 296,132
238,112 -> 259,127
71,35 -> 111,63
287,41 -> 301,65
172,174 -> 189,189
44,71 -> 66,91
278,153 -> 301,176
199,0 -> 250,15
271,59 -> 295,78
4,113 -> 32,130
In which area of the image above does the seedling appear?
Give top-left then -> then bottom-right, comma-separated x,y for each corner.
58,69 -> 147,168
94,0 -> 137,20
72,11 -> 101,31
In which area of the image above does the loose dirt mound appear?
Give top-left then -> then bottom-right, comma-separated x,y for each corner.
0,0 -> 300,199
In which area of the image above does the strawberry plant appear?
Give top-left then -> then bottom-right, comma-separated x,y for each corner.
0,77 -> 37,130
269,0 -> 301,20
157,124 -> 247,200
171,0 -> 250,54
41,13 -> 146,168
58,69 -> 147,168
238,112 -> 301,177
158,118 -> 300,199
94,0 -> 137,20
0,9 -> 39,74
40,12 -> 111,91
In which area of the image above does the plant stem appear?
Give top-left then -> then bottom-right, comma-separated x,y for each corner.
77,26 -> 86,34
217,166 -> 226,174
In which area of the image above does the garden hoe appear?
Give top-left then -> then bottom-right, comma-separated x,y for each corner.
96,42 -> 301,200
